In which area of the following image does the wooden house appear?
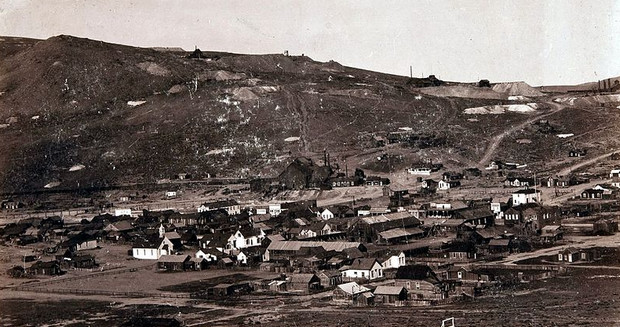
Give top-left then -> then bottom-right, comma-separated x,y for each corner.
197,199 -> 241,215
287,273 -> 321,293
373,286 -> 408,305
438,180 -> 461,191
157,255 -> 193,272
487,238 -> 512,254
332,282 -> 373,306
504,177 -> 535,188
132,236 -> 175,260
393,265 -> 446,303
317,270 -> 342,288
340,258 -> 383,280
28,260 -> 62,276
557,248 -> 580,263
209,282 -> 252,297
540,225 -> 563,243
60,233 -> 98,252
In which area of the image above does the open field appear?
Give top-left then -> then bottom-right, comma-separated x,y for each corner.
3,266 -> 620,327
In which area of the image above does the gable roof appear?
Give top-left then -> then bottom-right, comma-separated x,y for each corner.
201,199 -> 239,208
395,265 -> 440,283
337,282 -> 370,295
164,231 -> 181,240
488,239 -> 510,246
105,220 -> 133,232
456,207 -> 494,220
348,258 -> 380,270
133,235 -> 165,248
360,212 -> 420,225
288,273 -> 319,284
267,241 -> 362,252
374,285 -> 406,295
378,228 -> 424,240
157,255 -> 190,263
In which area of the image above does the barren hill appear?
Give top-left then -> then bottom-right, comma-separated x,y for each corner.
0,36 -> 619,193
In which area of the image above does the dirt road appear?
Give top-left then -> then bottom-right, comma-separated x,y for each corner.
556,152 -> 616,176
544,178 -> 611,205
499,233 -> 620,264
477,102 -> 567,168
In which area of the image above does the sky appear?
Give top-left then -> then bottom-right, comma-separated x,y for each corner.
1,0 -> 619,85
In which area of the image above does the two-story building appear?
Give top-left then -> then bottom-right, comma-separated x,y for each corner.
341,258 -> 384,280
512,189 -> 541,206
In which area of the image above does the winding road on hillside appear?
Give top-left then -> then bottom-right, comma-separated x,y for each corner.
477,101 -> 567,168
557,152 -> 617,177
544,178 -> 612,206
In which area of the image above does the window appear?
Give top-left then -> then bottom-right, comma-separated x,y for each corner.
457,271 -> 463,279
416,282 -> 421,290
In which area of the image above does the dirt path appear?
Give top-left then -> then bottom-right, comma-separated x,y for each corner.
499,233 -> 620,264
477,102 -> 566,168
545,178 -> 611,205
556,152 -> 616,176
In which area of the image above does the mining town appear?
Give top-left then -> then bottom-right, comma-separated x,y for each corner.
2,3 -> 620,327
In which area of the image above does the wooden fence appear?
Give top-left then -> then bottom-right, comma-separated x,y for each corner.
13,286 -> 191,299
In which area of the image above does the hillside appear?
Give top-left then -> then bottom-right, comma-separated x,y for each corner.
0,35 -> 619,193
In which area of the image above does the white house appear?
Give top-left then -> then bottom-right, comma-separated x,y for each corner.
114,208 -> 132,217
195,249 -> 219,262
438,180 -> 460,190
269,204 -> 282,217
132,236 -> 174,260
380,251 -> 406,270
486,161 -> 500,170
299,228 -> 318,239
407,167 -> 432,176
357,209 -> 371,216
341,258 -> 384,280
197,199 -> 241,215
320,208 -> 335,220
224,228 -> 265,254
299,222 -> 336,239
512,189 -> 541,206
490,199 -> 504,220
610,169 -> 620,188
236,251 -> 248,265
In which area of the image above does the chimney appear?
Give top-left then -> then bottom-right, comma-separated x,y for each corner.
327,153 -> 331,168
323,149 -> 327,167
